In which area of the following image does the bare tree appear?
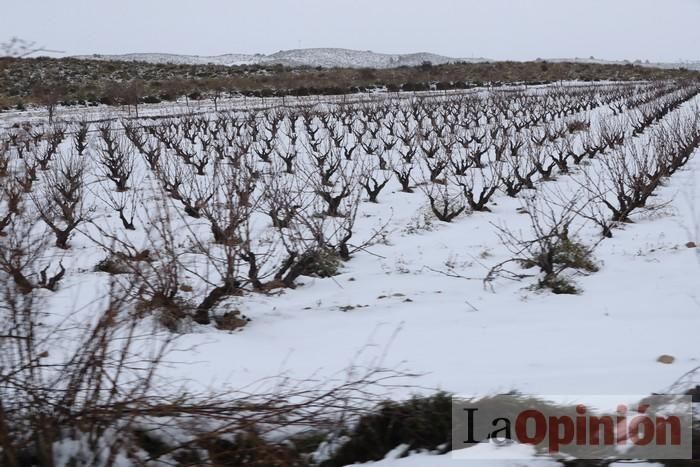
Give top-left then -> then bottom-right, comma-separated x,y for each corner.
580,144 -> 665,224
455,162 -> 502,212
421,181 -> 466,223
0,37 -> 62,57
32,84 -> 65,124
206,77 -> 229,112
0,213 -> 65,295
121,80 -> 145,117
32,153 -> 92,249
97,135 -> 134,192
72,119 -> 90,156
486,193 -> 599,294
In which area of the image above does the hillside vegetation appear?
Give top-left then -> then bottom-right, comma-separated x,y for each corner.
1,56 -> 698,111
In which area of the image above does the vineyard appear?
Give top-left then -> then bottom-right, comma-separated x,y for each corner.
2,81 -> 700,465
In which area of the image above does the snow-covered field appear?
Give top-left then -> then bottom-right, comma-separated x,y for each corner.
1,82 -> 699,466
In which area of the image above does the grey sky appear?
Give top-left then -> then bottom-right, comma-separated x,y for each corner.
3,0 -> 699,62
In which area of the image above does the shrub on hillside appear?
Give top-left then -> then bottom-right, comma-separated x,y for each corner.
322,392 -> 452,467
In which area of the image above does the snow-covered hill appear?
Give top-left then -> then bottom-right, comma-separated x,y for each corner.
70,52 -> 265,67
71,47 -> 483,68
542,56 -> 700,71
264,48 -> 473,68
72,48 -> 700,71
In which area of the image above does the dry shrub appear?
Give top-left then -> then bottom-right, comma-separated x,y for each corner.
214,309 -> 250,331
487,193 -> 599,295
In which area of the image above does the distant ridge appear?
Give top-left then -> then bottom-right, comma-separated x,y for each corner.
71,48 -> 700,71
538,57 -> 700,71
71,47 -> 487,68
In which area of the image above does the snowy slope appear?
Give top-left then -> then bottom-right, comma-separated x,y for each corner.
343,443 -> 662,467
4,82 -> 699,466
264,48 -> 470,68
72,49 -> 699,71
164,144 -> 700,398
70,52 -> 265,67
71,48 -> 481,68
543,57 -> 700,71
22,84 -> 697,401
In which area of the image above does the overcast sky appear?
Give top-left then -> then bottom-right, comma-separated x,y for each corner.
3,0 -> 699,62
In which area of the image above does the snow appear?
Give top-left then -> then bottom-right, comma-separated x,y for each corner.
344,451 -> 662,467
164,161 -> 700,396
70,48 -> 480,68
343,443 -> 664,466
69,47 -> 700,71
345,443 -> 561,466
3,82 -> 699,466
